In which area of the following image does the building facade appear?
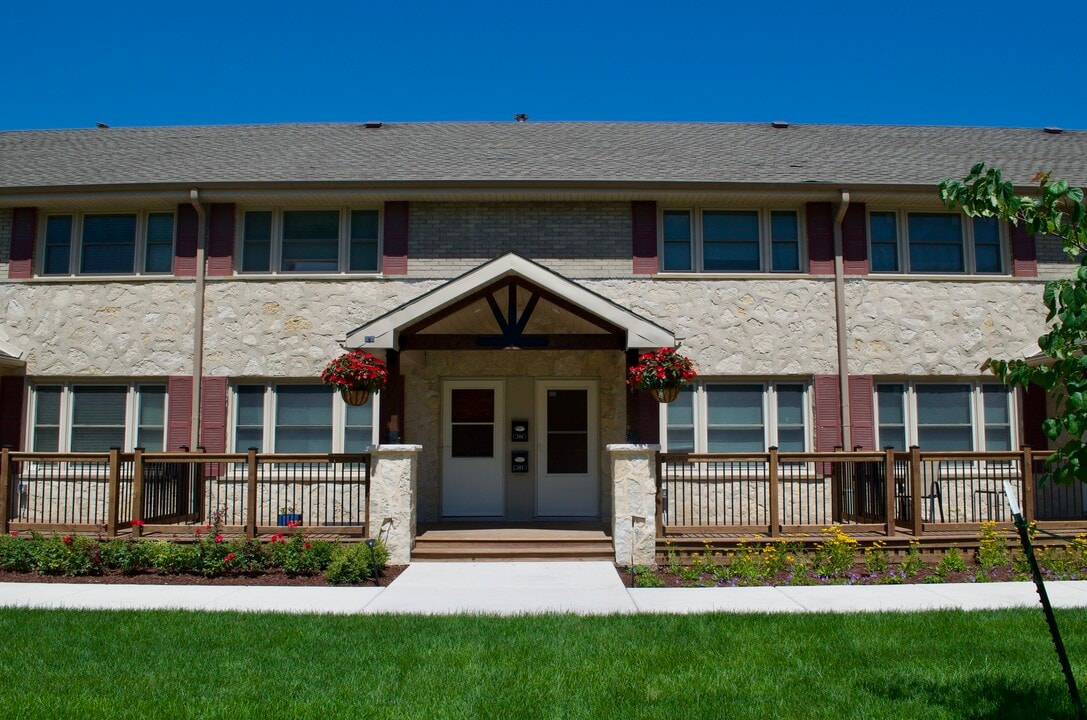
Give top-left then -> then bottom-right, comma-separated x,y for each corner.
0,121 -> 1081,526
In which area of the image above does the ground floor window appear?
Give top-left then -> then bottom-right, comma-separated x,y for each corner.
29,383 -> 166,452
875,381 -> 1013,452
232,383 -> 376,453
662,381 -> 808,453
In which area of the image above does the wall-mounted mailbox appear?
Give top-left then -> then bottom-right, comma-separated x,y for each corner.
511,451 -> 529,473
511,420 -> 529,443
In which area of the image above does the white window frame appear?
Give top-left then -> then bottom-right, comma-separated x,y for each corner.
659,380 -> 810,453
874,381 -> 1017,452
657,207 -> 806,273
229,382 -> 380,453
866,209 -> 1008,275
26,382 -> 169,453
236,207 -> 383,275
38,211 -> 176,277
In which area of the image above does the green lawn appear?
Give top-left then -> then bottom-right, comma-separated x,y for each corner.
0,608 -> 1083,719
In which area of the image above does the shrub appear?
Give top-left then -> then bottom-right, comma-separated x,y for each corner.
0,533 -> 34,572
30,534 -> 101,576
813,525 -> 858,578
632,566 -> 664,588
863,541 -> 889,575
934,547 -> 969,578
99,538 -> 152,575
977,521 -> 1010,571
901,539 -> 926,577
325,540 -> 387,585
148,541 -> 196,575
267,533 -> 334,574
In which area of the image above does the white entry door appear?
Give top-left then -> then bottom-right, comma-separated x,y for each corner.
536,380 -> 599,518
442,380 -> 504,517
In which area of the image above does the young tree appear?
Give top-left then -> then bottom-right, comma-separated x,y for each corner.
939,163 -> 1087,483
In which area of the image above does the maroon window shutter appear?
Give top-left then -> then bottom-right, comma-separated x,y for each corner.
806,202 -> 834,274
9,207 -> 38,279
842,203 -> 869,275
199,377 -> 228,452
166,375 -> 193,450
848,375 -> 875,450
631,201 -> 658,275
175,204 -> 198,277
813,374 -> 842,452
207,204 -> 235,276
637,390 -> 661,444
0,375 -> 26,449
383,201 -> 409,276
1022,385 -> 1049,451
1010,222 -> 1038,277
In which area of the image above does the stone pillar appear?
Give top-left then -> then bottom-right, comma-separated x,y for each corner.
368,445 -> 422,564
608,444 -> 659,566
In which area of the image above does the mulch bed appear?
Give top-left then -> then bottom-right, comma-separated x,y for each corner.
614,563 -> 1024,588
0,566 -> 408,587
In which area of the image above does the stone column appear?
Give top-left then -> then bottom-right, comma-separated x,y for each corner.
368,445 -> 422,564
608,444 -> 659,566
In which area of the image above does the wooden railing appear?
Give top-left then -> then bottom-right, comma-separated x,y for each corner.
0,448 -> 371,537
655,447 -> 1071,537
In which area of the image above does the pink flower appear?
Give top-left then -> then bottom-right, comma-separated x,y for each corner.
214,534 -> 224,543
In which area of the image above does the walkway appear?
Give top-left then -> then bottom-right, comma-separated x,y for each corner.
3,562 -> 1087,616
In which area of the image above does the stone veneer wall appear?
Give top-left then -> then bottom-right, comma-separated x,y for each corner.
0,208 -> 11,281
403,349 -> 626,522
0,275 -> 1049,378
407,202 -> 631,278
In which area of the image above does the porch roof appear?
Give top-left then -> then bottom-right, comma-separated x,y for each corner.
0,338 -> 25,368
343,253 -> 676,351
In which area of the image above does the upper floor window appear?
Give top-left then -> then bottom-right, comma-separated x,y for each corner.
30,383 -> 166,452
875,382 -> 1012,452
240,208 -> 380,274
660,208 -> 803,273
868,211 -> 1004,274
663,381 -> 808,452
232,383 -> 376,453
40,212 -> 175,276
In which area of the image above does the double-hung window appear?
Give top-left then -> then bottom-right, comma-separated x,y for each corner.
232,384 -> 376,453
660,208 -> 803,273
663,381 -> 808,452
240,208 -> 381,274
875,382 -> 1013,451
868,211 -> 1005,274
30,383 -> 167,452
40,212 -> 176,276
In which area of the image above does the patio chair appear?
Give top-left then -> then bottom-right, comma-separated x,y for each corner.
921,478 -> 944,523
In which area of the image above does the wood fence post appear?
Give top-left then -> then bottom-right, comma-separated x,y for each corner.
246,447 -> 258,539
131,448 -> 145,538
364,453 -> 373,539
1022,446 -> 1036,523
831,445 -> 843,523
0,447 -> 11,535
768,447 -> 780,537
910,445 -> 923,537
107,447 -> 121,537
884,445 -> 896,537
654,451 -> 665,539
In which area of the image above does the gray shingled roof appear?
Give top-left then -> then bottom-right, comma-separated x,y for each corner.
1,122 -> 1084,191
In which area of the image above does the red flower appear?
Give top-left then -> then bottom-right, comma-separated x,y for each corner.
286,520 -> 300,528
62,536 -> 73,546
9,531 -> 17,537
194,528 -> 202,535
224,553 -> 236,563
131,520 -> 145,527
214,534 -> 224,543
304,542 -> 312,549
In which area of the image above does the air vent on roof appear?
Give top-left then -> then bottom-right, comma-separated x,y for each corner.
771,120 -> 789,129
95,122 -> 110,129
514,113 -> 529,123
364,121 -> 383,129
1043,126 -> 1063,134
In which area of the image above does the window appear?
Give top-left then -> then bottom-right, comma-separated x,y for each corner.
240,208 -> 381,274
875,382 -> 1014,451
868,211 -> 1005,274
232,384 -> 376,453
39,212 -> 175,276
663,381 -> 808,452
659,208 -> 803,273
29,384 -> 167,452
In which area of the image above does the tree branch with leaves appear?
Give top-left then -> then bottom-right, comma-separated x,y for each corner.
939,163 -> 1087,483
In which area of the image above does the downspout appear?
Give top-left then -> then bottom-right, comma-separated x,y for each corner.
833,191 -> 852,449
189,189 -> 207,452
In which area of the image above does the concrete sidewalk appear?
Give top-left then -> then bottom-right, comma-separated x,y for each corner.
2,562 -> 1087,616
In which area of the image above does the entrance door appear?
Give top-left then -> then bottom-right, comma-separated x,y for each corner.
536,380 -> 598,518
442,380 -> 504,517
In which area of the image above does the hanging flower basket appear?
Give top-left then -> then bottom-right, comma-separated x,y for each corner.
626,347 -> 697,404
320,349 -> 388,406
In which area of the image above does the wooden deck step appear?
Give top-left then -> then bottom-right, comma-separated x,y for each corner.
413,528 -> 614,562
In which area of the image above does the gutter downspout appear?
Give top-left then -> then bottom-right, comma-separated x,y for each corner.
833,191 -> 852,450
189,189 -> 207,452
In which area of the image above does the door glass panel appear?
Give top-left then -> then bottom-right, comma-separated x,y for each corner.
547,389 -> 588,473
450,388 -> 494,458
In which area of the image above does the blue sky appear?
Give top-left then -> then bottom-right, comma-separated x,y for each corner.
4,0 -> 1084,131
